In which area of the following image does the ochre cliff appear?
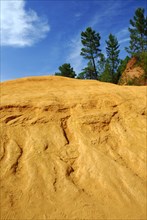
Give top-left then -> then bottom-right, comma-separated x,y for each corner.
120,57 -> 145,85
0,76 -> 146,219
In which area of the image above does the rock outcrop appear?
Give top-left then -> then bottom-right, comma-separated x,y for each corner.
119,57 -> 145,85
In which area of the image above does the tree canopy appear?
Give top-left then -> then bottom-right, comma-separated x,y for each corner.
80,27 -> 101,79
105,34 -> 120,83
125,8 -> 147,55
55,63 -> 76,78
54,7 -> 146,85
78,61 -> 96,79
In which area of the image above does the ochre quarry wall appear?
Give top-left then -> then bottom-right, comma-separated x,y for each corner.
0,76 -> 146,219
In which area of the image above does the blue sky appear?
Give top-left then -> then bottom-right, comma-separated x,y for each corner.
1,0 -> 146,81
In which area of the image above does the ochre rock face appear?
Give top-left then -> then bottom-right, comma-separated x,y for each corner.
120,57 -> 145,85
0,76 -> 146,219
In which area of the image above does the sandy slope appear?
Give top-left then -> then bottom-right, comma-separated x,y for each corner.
0,76 -> 146,219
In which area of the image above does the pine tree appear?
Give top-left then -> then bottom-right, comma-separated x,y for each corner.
100,60 -> 112,82
80,27 -> 101,79
78,61 -> 96,79
106,34 -> 120,83
125,8 -> 147,55
97,53 -> 106,76
55,63 -> 76,78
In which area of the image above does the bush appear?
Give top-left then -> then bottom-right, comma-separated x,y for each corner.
55,63 -> 76,78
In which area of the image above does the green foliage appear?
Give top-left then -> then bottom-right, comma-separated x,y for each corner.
126,77 -> 144,86
54,7 -> 146,86
118,56 -> 130,74
78,61 -> 96,79
105,34 -> 120,83
125,8 -> 147,55
55,63 -> 76,78
100,60 -> 112,82
97,53 -> 106,77
81,27 -> 101,79
137,52 -> 147,77
127,79 -> 134,85
76,72 -> 85,79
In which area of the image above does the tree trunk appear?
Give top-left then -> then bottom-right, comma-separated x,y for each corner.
140,33 -> 144,52
91,56 -> 97,79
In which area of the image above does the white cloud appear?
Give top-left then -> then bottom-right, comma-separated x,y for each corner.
0,0 -> 50,47
67,35 -> 85,74
75,12 -> 82,18
116,28 -> 128,38
119,37 -> 130,44
89,1 -> 123,28
116,28 -> 129,44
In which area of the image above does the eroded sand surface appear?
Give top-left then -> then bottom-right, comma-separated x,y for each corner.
0,76 -> 146,219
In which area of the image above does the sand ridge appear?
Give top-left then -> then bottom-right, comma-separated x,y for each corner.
0,76 -> 146,219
